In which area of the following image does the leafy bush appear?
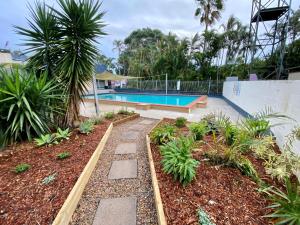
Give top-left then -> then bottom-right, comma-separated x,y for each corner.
264,150 -> 300,181
205,147 -> 259,181
42,173 -> 57,185
160,137 -> 199,186
57,151 -> 71,160
262,178 -> 300,225
0,68 -> 63,147
198,208 -> 215,225
241,118 -> 270,137
201,113 -> 219,133
104,112 -> 116,119
34,134 -> 57,146
55,128 -> 71,141
188,121 -> 209,140
216,116 -> 238,146
175,117 -> 187,128
118,108 -> 134,115
14,163 -> 31,173
150,124 -> 176,145
79,120 -> 94,134
89,116 -> 103,125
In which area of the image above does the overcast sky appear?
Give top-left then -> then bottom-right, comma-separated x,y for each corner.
0,0 -> 299,58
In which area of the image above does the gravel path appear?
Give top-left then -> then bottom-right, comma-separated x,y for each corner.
70,117 -> 158,225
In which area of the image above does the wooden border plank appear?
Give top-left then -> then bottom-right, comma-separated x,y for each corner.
52,123 -> 113,225
146,119 -> 167,225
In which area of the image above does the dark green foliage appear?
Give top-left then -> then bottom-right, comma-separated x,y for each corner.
241,118 -> 270,137
55,128 -> 71,141
117,109 -> 134,115
160,137 -> 199,186
262,178 -> 300,225
15,0 -> 106,126
150,124 -> 176,145
79,120 -> 94,134
188,121 -> 209,140
104,112 -> 115,119
175,117 -> 187,128
197,208 -> 216,225
0,68 -> 62,147
14,163 -> 31,173
57,151 -> 71,160
34,134 -> 57,146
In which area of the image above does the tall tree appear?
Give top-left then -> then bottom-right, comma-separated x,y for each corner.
194,0 -> 224,32
15,1 -> 60,77
16,0 -> 106,126
113,40 -> 124,74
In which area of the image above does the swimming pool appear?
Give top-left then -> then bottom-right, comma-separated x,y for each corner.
88,93 -> 199,106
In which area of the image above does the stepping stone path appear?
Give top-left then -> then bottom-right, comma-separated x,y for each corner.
71,118 -> 158,225
108,159 -> 137,180
115,143 -> 137,154
93,197 -> 137,225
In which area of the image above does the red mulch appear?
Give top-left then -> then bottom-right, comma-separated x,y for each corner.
150,119 -> 280,225
0,114 -> 133,225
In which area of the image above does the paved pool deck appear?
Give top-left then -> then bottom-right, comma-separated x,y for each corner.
80,97 -> 243,122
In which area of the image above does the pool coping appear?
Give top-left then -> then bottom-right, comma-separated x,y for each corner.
84,94 -> 207,113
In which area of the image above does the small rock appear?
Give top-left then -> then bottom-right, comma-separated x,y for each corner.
208,199 -> 217,205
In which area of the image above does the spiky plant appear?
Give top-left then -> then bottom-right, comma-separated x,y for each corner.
0,68 -> 62,147
14,1 -> 60,76
53,0 -> 106,125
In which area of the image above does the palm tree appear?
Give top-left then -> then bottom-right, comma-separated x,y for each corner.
16,0 -> 106,126
53,0 -> 106,126
14,1 -> 60,77
194,0 -> 224,32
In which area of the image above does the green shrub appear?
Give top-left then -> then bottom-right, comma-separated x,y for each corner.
42,173 -> 57,185
14,163 -> 31,173
160,137 -> 199,186
261,178 -> 300,225
34,134 -> 57,147
118,109 -> 134,115
188,121 -> 209,140
264,150 -> 300,181
205,148 -> 259,182
201,113 -> 219,133
241,118 -> 270,137
57,151 -> 71,160
55,128 -> 71,141
175,117 -> 187,128
89,116 -> 103,125
150,124 -> 176,145
0,68 -> 63,147
198,208 -> 215,225
104,112 -> 115,119
79,120 -> 94,134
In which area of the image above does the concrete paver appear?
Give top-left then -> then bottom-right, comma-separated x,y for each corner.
108,159 -> 137,179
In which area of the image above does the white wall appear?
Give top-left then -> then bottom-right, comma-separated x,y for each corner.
223,80 -> 300,154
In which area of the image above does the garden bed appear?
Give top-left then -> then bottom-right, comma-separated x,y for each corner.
0,113 -> 138,225
148,118 -> 287,225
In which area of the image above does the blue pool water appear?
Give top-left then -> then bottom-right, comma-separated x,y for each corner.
89,93 -> 199,106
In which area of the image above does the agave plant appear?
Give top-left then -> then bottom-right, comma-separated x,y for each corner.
0,68 -> 63,147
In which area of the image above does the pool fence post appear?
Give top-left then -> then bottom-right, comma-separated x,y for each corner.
208,77 -> 211,95
92,73 -> 100,116
165,73 -> 168,95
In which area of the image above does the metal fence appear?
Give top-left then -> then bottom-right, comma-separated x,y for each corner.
121,80 -> 223,95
